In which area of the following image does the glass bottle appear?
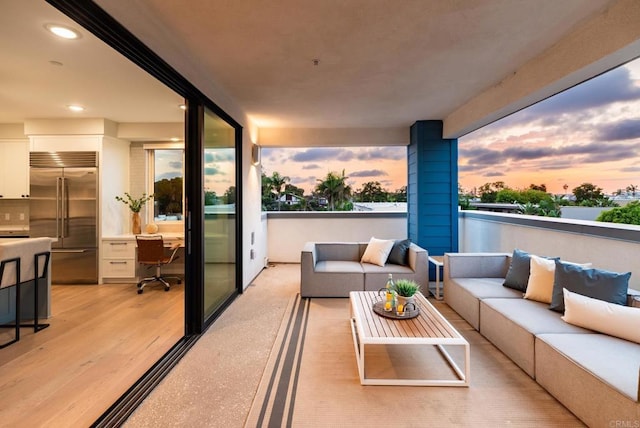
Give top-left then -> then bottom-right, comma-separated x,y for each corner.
385,273 -> 395,310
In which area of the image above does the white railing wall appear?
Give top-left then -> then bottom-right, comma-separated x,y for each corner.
460,211 -> 640,290
263,210 -> 640,290
266,212 -> 406,263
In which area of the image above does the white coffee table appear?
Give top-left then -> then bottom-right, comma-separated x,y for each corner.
349,290 -> 470,386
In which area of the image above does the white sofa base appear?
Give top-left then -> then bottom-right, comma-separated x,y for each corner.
444,252 -> 640,426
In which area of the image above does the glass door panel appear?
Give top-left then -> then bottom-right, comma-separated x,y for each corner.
203,108 -> 236,318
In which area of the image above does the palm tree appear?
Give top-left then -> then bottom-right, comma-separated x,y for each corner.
269,171 -> 290,210
315,170 -> 352,210
261,172 -> 275,210
626,184 -> 638,197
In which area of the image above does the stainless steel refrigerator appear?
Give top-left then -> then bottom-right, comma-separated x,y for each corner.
30,151 -> 98,284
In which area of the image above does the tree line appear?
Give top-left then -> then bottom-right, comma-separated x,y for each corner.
459,181 -> 640,224
261,170 -> 407,211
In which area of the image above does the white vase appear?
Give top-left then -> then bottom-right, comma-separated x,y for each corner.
396,295 -> 415,307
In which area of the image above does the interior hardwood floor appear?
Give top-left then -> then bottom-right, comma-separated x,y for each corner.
0,281 -> 184,428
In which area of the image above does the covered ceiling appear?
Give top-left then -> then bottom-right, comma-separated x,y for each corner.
2,0 -> 638,141
0,0 -> 183,125
95,0 -> 628,134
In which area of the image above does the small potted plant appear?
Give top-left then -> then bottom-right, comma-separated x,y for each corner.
394,279 -> 421,306
115,192 -> 153,234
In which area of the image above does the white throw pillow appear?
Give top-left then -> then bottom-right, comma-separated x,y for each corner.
523,255 -> 556,303
360,237 -> 395,267
524,256 -> 591,304
562,288 -> 640,345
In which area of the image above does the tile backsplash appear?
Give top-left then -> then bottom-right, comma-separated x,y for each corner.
0,199 -> 29,227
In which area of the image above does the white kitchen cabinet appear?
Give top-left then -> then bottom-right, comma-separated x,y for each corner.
100,234 -> 184,283
101,238 -> 136,282
0,141 -> 29,199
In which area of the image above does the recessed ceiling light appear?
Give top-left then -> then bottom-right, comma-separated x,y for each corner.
67,105 -> 85,112
170,137 -> 181,142
178,104 -> 186,110
45,24 -> 81,40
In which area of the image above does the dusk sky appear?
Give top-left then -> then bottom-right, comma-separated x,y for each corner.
261,146 -> 407,195
264,57 -> 640,196
460,57 -> 640,195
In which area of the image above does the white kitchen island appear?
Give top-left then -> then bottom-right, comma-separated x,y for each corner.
0,237 -> 53,346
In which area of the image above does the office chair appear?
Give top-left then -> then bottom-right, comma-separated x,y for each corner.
135,235 -> 182,294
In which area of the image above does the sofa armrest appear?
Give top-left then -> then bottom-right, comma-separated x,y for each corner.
407,243 -> 427,271
300,242 -> 317,290
407,243 -> 428,286
301,241 -> 317,269
444,253 -> 511,279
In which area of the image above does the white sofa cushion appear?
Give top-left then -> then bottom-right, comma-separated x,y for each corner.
315,260 -> 364,273
562,288 -> 640,345
360,237 -> 394,267
524,255 -> 555,303
525,256 -> 592,304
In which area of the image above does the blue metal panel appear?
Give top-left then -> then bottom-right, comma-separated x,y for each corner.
408,120 -> 458,280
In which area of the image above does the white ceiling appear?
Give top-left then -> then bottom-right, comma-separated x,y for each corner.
0,0 -> 184,125
95,0 -> 617,130
0,0 -> 626,135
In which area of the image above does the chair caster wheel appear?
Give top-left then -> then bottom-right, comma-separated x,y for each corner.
178,280 -> 182,284
137,289 -> 143,294
164,286 -> 170,291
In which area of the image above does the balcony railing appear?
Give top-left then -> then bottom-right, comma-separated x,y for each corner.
264,210 -> 640,291
266,211 -> 406,263
459,210 -> 640,290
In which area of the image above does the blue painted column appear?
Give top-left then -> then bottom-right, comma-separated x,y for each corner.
408,120 -> 458,268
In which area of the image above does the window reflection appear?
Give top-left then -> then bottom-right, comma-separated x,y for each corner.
153,149 -> 184,220
204,147 -> 235,213
203,109 -> 236,319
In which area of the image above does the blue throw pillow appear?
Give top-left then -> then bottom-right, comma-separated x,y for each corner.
549,260 -> 631,313
503,249 -> 531,292
387,239 -> 411,266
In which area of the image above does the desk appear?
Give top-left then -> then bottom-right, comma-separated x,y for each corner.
101,234 -> 184,283
428,255 -> 444,300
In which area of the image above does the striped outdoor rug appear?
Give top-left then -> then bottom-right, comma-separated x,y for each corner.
246,294 -> 310,427
245,295 -> 582,427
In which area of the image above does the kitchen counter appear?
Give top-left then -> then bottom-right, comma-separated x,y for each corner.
0,226 -> 29,231
0,237 -> 53,322
0,237 -> 52,285
0,225 -> 30,237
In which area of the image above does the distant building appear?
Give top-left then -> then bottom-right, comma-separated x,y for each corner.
352,202 -> 407,212
469,202 -> 519,213
277,193 -> 303,205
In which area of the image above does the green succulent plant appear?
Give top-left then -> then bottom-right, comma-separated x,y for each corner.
394,279 -> 420,297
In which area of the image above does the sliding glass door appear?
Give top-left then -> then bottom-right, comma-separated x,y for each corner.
202,108 -> 237,318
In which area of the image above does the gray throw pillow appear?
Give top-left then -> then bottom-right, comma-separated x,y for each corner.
387,239 -> 411,266
549,260 -> 631,313
503,249 -> 531,292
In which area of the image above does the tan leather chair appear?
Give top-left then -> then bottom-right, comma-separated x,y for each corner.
135,235 -> 181,294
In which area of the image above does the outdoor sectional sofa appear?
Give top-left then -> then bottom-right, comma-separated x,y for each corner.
444,252 -> 640,427
300,241 -> 428,298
